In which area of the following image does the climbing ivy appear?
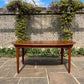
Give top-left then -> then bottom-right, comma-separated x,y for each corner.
15,15 -> 28,41
6,0 -> 42,41
51,0 -> 84,40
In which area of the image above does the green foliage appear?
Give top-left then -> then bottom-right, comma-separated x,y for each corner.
6,0 -> 36,14
50,48 -> 59,56
25,48 -> 42,56
6,0 -> 42,41
0,48 -> 7,56
42,49 -> 51,56
63,30 -> 73,41
15,15 -> 28,41
26,48 -> 33,54
0,48 -> 16,58
35,7 -> 42,13
6,48 -> 16,58
0,48 -> 84,58
26,48 -> 84,57
51,0 -> 84,40
6,0 -> 42,15
77,48 -> 84,55
71,48 -> 78,56
6,1 -> 21,12
64,48 -> 84,57
26,48 -> 60,57
31,48 -> 42,54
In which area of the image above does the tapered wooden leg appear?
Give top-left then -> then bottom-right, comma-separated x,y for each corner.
16,47 -> 19,73
61,48 -> 64,64
22,48 -> 24,65
68,47 -> 71,73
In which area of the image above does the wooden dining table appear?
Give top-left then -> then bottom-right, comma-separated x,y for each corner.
12,40 -> 75,74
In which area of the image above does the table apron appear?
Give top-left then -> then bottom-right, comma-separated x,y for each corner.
15,45 -> 73,48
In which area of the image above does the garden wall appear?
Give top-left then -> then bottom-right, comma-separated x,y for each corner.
0,12 -> 84,48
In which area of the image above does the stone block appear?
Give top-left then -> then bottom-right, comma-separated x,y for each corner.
0,65 -> 16,77
19,78 -> 48,84
16,68 -> 46,77
48,72 -> 77,84
0,78 -> 19,84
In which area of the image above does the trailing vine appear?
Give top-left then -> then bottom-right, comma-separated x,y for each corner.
15,15 -> 28,41
51,0 -> 84,40
6,0 -> 42,41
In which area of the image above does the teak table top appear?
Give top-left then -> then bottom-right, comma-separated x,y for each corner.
12,40 -> 75,46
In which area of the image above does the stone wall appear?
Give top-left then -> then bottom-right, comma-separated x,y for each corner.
73,14 -> 84,48
0,14 -> 84,48
0,15 -> 16,47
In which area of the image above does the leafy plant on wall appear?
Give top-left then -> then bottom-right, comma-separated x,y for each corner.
51,0 -> 84,40
6,0 -> 42,41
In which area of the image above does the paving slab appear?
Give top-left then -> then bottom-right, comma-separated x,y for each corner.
0,61 -> 5,66
25,57 -> 58,60
0,57 -> 9,66
37,64 -> 66,69
72,61 -> 84,69
71,57 -> 84,80
0,57 -> 84,84
47,68 -> 67,72
0,65 -> 16,77
77,78 -> 84,84
0,57 -> 9,61
16,68 -> 46,77
23,65 -> 35,68
36,60 -> 61,68
19,78 -> 48,84
48,72 -> 78,84
71,57 -> 84,62
71,67 -> 84,78
4,59 -> 17,66
23,59 -> 36,68
24,59 -> 36,65
4,59 -> 22,67
36,58 -> 68,69
0,78 -> 19,84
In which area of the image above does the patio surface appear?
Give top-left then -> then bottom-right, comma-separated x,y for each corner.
0,56 -> 84,84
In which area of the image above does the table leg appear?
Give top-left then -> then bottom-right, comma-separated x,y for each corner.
22,48 -> 24,65
68,47 -> 71,73
61,48 -> 64,64
16,47 -> 19,73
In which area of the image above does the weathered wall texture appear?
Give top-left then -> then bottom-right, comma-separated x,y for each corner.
0,14 -> 84,48
0,15 -> 16,47
27,15 -> 61,40
73,14 -> 84,48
